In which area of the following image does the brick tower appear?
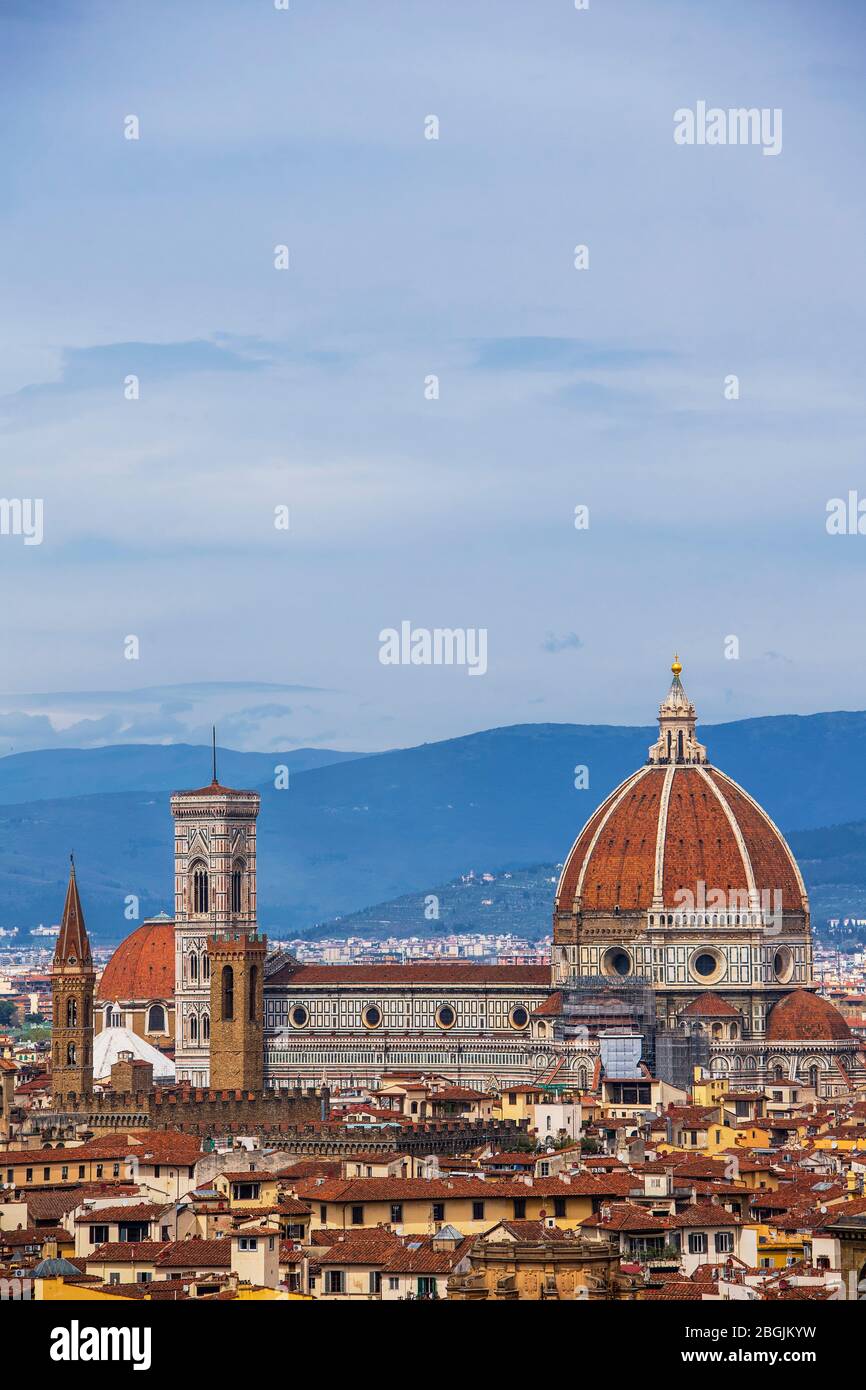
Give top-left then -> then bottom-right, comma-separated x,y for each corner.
171,734 -> 261,1086
51,858 -> 95,1104
208,926 -> 266,1090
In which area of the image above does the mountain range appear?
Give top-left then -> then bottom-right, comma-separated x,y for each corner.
3,712 -> 866,943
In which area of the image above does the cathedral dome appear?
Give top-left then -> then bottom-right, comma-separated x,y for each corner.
555,660 -> 808,920
96,916 -> 175,1002
766,990 -> 852,1042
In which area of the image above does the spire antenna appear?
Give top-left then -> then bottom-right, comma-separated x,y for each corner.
212,726 -> 217,784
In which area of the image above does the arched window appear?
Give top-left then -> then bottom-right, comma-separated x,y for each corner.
191,860 -> 210,915
202,952 -> 210,982
189,952 -> 199,982
66,1042 -> 77,1066
189,1014 -> 198,1043
248,965 -> 258,1022
147,1003 -> 166,1033
66,997 -> 77,1027
222,966 -> 234,1022
202,1012 -> 210,1042
231,860 -> 245,915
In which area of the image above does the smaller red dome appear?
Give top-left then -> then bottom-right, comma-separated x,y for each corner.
766,990 -> 851,1042
96,918 -> 175,1002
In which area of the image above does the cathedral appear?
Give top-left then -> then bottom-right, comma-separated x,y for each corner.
53,660 -> 865,1103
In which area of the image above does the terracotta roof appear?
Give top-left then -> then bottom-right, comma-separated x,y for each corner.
644,1284 -> 707,1300
667,1203 -> 739,1228
532,993 -> 563,1017
267,963 -> 551,987
75,1204 -> 170,1225
292,1176 -> 583,1203
318,1230 -> 402,1266
96,920 -> 176,1002
430,1087 -> 489,1103
581,1204 -> 670,1232
172,781 -> 257,799
87,1241 -> 168,1263
1,1225 -> 69,1247
679,992 -> 742,1019
155,1239 -> 232,1268
555,763 -> 805,916
383,1236 -> 472,1275
766,991 -> 852,1042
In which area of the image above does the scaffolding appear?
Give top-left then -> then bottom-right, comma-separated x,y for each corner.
554,975 -> 658,1073
655,1029 -> 710,1093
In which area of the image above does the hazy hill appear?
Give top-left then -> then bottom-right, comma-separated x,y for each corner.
0,744 -> 362,804
3,713 -> 866,943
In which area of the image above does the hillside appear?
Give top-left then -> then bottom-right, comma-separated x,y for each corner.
2,713 -> 866,942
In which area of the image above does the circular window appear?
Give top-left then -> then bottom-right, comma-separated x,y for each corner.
689,948 -> 725,984
510,1005 -> 530,1030
773,946 -> 794,984
602,947 -> 632,978
436,1004 -> 456,1029
362,1004 -> 382,1030
290,1004 -> 309,1029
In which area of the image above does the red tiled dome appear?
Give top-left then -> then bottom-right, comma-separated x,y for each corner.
766,991 -> 852,1042
96,919 -> 175,1002
555,764 -> 807,916
556,661 -> 808,922
679,992 -> 742,1019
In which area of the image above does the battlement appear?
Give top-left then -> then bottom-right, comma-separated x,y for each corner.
33,1084 -> 329,1137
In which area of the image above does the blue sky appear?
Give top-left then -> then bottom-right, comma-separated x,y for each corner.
1,0 -> 865,754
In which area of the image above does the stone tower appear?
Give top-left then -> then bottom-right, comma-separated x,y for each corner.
208,926 -> 266,1091
51,859 -> 95,1104
171,740 -> 260,1086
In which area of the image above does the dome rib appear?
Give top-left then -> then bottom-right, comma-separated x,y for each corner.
573,766 -> 653,909
651,763 -> 676,910
706,769 -> 808,912
554,766 -> 649,912
695,764 -> 757,905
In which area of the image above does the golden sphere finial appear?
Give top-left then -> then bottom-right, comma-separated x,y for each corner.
671,653 -> 682,677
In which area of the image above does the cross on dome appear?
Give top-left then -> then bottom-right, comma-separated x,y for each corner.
648,654 -> 708,765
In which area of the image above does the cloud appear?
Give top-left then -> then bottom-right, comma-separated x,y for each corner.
0,682 -> 355,755
6,337 -> 269,406
473,337 -> 675,372
541,633 -> 583,654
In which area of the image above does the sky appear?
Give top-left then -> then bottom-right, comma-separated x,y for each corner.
1,0 -> 865,755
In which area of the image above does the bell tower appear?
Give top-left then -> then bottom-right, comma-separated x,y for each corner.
171,734 -> 261,1086
51,858 -> 95,1104
208,927 -> 266,1091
